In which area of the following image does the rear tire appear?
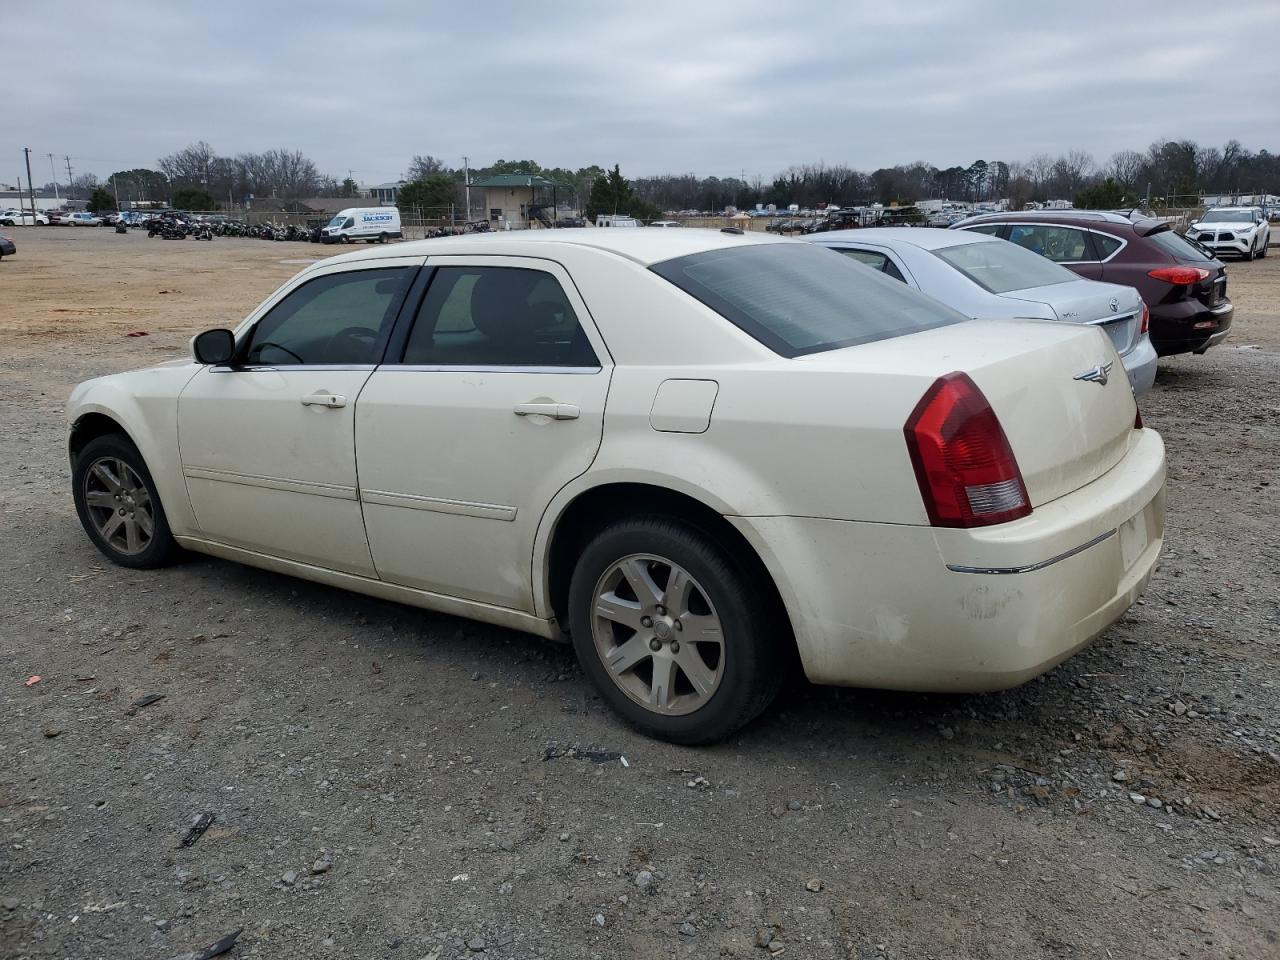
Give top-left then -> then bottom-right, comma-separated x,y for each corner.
378,232 -> 388,244
567,516 -> 787,744
72,434 -> 180,569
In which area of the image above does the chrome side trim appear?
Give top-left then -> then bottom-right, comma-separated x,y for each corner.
379,364 -> 602,375
183,466 -> 359,501
946,528 -> 1116,575
208,364 -> 378,373
360,489 -> 517,521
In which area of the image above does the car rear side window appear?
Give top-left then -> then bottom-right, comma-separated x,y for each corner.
651,243 -> 965,357
934,239 -> 1077,294
1147,227 -> 1212,262
834,248 -> 908,283
1094,233 -> 1123,259
400,266 -> 599,367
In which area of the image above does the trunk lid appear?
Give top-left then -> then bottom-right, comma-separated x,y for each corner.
807,319 -> 1137,508
1002,279 -> 1143,358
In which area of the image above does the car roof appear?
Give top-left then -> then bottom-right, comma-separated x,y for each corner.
953,209 -> 1140,226
320,226 -> 791,267
807,226 -> 995,251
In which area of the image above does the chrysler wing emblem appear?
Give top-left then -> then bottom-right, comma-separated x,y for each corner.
1109,297 -> 1119,313
1074,361 -> 1113,386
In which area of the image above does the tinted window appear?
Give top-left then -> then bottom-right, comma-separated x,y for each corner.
934,240 -> 1077,294
1203,209 -> 1255,223
1148,227 -> 1212,262
835,247 -> 907,283
244,267 -> 413,365
1094,233 -> 1123,259
838,248 -> 890,270
401,266 -> 599,367
1007,224 -> 1091,262
962,224 -> 1002,236
651,244 -> 966,357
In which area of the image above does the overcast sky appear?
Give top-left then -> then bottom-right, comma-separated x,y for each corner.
7,0 -> 1278,186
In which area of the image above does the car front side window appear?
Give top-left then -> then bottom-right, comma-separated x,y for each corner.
242,267 -> 414,366
400,266 -> 600,368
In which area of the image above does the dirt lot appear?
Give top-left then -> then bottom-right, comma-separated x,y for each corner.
2,228 -> 1278,960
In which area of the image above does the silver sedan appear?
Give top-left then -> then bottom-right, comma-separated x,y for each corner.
806,228 -> 1158,395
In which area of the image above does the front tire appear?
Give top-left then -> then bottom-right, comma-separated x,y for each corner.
72,434 -> 180,569
567,517 -> 786,744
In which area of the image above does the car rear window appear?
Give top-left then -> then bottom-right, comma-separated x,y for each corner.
650,243 -> 966,357
1147,227 -> 1212,262
933,239 -> 1078,294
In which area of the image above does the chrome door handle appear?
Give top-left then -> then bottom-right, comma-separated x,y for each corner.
300,393 -> 347,408
513,402 -> 580,420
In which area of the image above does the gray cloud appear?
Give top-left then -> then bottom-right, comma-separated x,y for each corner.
5,0 -> 1278,184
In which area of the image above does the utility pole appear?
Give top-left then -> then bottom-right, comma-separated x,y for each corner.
463,156 -> 471,223
23,147 -> 37,220
47,154 -> 60,201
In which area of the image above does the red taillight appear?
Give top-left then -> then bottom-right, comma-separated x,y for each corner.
1139,301 -> 1150,334
903,372 -> 1031,528
1147,266 -> 1210,285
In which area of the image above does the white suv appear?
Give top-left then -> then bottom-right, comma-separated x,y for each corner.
1187,207 -> 1270,261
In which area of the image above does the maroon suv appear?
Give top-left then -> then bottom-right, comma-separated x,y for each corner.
953,210 -> 1232,357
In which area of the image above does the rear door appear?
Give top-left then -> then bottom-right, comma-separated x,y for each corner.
355,256 -> 612,611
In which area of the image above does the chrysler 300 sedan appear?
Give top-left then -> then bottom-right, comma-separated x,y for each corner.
67,230 -> 1166,743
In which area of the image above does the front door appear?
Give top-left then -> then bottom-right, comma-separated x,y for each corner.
355,256 -> 612,610
177,260 -> 419,575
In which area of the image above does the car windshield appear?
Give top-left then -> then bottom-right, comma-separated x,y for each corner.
933,239 -> 1077,294
1202,210 -> 1255,223
327,215 -> 345,228
650,243 -> 967,357
1147,227 -> 1212,262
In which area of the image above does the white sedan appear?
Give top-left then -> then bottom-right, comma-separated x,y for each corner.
0,209 -> 50,226
806,228 -> 1158,395
67,230 -> 1166,743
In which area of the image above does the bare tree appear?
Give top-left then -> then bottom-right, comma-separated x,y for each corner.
407,155 -> 448,180
158,141 -> 217,187
1107,150 -> 1144,189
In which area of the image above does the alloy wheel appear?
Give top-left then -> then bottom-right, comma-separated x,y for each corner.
82,457 -> 155,556
590,554 -> 725,716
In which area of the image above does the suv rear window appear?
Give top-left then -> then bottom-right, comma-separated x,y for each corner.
933,239 -> 1077,294
1147,227 -> 1212,262
651,244 -> 966,357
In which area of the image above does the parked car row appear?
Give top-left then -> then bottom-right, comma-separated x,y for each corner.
68,227 -> 1167,743
950,210 -> 1234,357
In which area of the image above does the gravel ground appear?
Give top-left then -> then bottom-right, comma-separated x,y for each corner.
2,229 -> 1278,960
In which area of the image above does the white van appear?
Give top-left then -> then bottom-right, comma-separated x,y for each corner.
320,207 -> 402,244
595,214 -> 640,228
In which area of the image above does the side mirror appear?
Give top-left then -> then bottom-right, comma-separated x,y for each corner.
192,328 -> 236,365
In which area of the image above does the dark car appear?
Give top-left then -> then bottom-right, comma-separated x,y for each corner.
0,233 -> 15,260
953,210 -> 1232,357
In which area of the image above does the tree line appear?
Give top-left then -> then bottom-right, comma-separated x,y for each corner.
51,137 -> 1279,212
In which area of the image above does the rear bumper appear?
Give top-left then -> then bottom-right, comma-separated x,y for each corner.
730,428 -> 1166,692
1150,299 -> 1232,356
1123,336 -> 1158,395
